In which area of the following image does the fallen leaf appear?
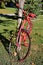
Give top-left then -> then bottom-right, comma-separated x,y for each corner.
32,62 -> 35,65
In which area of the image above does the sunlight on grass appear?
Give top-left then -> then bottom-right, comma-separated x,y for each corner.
31,15 -> 43,44
0,7 -> 17,14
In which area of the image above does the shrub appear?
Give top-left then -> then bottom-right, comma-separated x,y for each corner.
24,0 -> 41,15
0,2 -> 6,9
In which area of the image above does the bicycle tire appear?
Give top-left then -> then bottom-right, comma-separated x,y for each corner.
17,29 -> 31,61
8,29 -> 31,62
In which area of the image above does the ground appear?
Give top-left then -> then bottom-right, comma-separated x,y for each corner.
0,8 -> 43,65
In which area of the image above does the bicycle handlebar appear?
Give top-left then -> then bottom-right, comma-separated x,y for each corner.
16,3 -> 36,18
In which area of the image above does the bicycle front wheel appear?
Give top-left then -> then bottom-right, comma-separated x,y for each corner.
17,29 -> 31,61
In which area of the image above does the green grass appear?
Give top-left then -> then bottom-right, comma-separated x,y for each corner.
31,15 -> 43,44
0,13 -> 43,65
0,7 -> 17,14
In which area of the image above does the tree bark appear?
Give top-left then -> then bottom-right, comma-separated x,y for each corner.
17,0 -> 25,28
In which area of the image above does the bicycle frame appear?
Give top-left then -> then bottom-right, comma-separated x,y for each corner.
16,4 -> 33,47
16,3 -> 35,34
9,4 -> 36,61
16,3 -> 36,48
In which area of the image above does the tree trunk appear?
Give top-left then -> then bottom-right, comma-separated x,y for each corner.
17,0 -> 25,28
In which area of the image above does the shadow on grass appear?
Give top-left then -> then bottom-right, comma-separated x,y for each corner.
0,33 -> 10,53
0,13 -> 24,20
0,29 -> 15,52
0,14 -> 18,19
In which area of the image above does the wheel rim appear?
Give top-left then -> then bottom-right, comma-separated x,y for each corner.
17,29 -> 31,61
8,29 -> 31,62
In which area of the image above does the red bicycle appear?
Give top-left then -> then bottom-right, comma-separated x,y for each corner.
9,4 -> 36,62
